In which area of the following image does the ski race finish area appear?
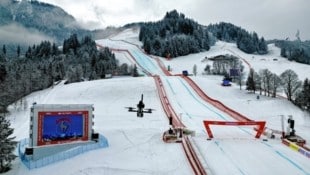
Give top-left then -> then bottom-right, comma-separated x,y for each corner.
203,120 -> 266,139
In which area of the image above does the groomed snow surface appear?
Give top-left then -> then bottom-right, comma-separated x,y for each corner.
7,78 -> 192,175
5,28 -> 310,175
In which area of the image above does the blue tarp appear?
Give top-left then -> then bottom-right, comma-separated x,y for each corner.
222,79 -> 231,86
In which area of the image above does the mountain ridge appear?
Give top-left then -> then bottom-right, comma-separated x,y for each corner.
0,0 -> 90,46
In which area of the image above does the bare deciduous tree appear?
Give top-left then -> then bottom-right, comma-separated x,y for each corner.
280,69 -> 302,101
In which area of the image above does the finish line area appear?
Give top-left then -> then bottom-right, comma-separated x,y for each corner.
203,120 -> 266,139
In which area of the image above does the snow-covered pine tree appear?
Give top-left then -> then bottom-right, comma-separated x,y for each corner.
0,115 -> 17,173
258,37 -> 268,54
131,64 -> 139,77
294,78 -> 310,111
246,68 -> 256,93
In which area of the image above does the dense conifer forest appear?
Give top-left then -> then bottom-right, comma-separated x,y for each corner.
0,34 -> 132,113
139,10 -> 215,58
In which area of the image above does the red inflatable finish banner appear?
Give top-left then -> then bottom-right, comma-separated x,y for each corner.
203,120 -> 266,139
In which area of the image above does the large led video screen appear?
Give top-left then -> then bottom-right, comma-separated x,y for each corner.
37,111 -> 89,146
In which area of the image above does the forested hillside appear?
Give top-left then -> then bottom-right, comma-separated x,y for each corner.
139,10 -> 215,58
208,22 -> 268,54
0,0 -> 89,43
0,35 -> 122,114
276,40 -> 310,65
0,0 -> 90,56
139,10 -> 268,58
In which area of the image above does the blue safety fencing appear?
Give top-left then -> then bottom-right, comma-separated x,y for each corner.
18,134 -> 109,169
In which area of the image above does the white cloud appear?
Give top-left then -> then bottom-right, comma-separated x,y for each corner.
40,0 -> 310,40
0,23 -> 55,45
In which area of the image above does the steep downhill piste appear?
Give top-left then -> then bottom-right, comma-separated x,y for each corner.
96,34 -> 310,175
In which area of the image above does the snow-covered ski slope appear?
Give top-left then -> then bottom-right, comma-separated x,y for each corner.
160,40 -> 310,81
97,38 -> 164,76
5,28 -> 310,175
157,38 -> 310,143
98,28 -> 310,175
7,78 -> 192,175
162,76 -> 309,175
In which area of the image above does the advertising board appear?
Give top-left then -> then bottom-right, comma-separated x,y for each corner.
29,104 -> 93,147
37,111 -> 89,146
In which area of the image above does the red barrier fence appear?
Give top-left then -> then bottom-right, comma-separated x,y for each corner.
152,56 -> 253,122
183,76 -> 252,122
153,57 -> 172,76
97,44 -> 153,76
154,76 -> 206,175
153,76 -> 184,128
182,136 -> 208,175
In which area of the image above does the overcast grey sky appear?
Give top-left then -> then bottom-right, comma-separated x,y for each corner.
41,0 -> 310,40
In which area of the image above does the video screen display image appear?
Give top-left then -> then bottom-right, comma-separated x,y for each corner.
37,111 -> 89,146
43,114 -> 83,141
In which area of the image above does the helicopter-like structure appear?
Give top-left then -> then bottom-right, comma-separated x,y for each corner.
126,94 -> 154,117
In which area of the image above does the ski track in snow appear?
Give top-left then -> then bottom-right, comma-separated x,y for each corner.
162,76 -> 310,175
98,32 -> 310,175
5,28 -> 310,175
